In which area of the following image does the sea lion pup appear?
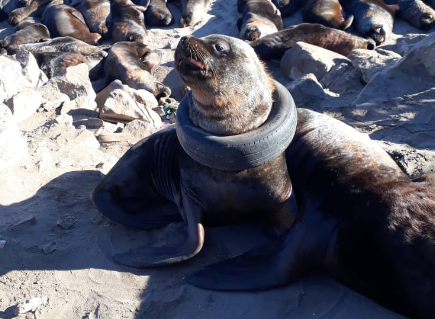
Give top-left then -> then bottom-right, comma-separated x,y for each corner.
95,41 -> 170,98
111,0 -> 148,43
14,17 -> 43,30
91,34 -> 298,268
43,4 -> 102,45
302,0 -> 354,30
70,0 -> 111,38
341,0 -> 397,45
0,23 -> 50,49
249,23 -> 376,60
237,0 -> 283,41
180,0 -> 210,27
7,0 -> 51,25
385,0 -> 435,30
272,0 -> 303,17
145,0 -> 173,26
188,108 -> 435,319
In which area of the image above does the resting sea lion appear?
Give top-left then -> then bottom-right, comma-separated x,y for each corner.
272,0 -> 303,17
111,0 -> 148,43
249,23 -> 376,60
14,16 -> 43,30
385,0 -> 435,30
94,41 -> 170,98
341,0 -> 397,45
0,23 -> 49,49
70,0 -> 111,38
302,0 -> 353,30
43,4 -> 102,45
237,0 -> 283,41
145,0 -> 173,26
7,0 -> 51,25
91,34 -> 298,268
180,0 -> 210,27
188,107 -> 435,319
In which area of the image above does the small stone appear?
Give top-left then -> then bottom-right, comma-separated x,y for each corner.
57,216 -> 77,230
15,296 -> 49,315
12,214 -> 36,227
42,241 -> 57,254
55,114 -> 73,126
0,240 -> 6,249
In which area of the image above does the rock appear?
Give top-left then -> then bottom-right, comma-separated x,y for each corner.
0,103 -> 27,171
123,119 -> 162,144
12,213 -> 36,227
45,63 -> 97,111
348,48 -> 402,84
14,296 -> 49,315
14,50 -> 48,87
0,239 -> 5,249
36,86 -> 70,111
57,215 -> 77,230
0,55 -> 33,102
55,114 -> 74,126
72,118 -> 104,130
42,241 -> 57,254
6,88 -> 43,122
285,74 -> 325,107
98,81 -> 161,125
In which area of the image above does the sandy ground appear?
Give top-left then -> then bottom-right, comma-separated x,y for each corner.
1,0 -> 435,318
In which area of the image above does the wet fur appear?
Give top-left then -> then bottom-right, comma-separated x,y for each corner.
249,23 -> 375,60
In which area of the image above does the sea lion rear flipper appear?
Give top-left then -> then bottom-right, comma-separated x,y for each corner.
112,188 -> 205,268
187,222 -> 314,291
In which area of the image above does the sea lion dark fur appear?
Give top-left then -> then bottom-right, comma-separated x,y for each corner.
145,0 -> 173,26
341,0 -> 397,45
111,0 -> 148,43
0,23 -> 49,49
249,23 -> 376,60
7,0 -> 51,25
272,0 -> 303,17
43,4 -> 102,45
385,0 -> 435,30
302,0 -> 353,30
237,0 -> 283,41
70,0 -> 111,38
91,34 -> 297,268
14,16 -> 43,30
188,107 -> 435,319
95,41 -> 170,98
180,0 -> 210,27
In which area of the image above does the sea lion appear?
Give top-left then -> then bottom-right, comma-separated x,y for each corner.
70,0 -> 111,38
180,0 -> 210,27
0,23 -> 49,49
302,0 -> 353,30
7,0 -> 51,25
385,0 -> 435,30
145,0 -> 173,26
111,0 -> 148,43
43,4 -> 102,45
94,41 -> 171,98
249,23 -> 376,60
187,107 -> 435,319
237,0 -> 283,41
90,34 -> 298,268
14,16 -> 43,30
271,0 -> 303,17
341,0 -> 397,45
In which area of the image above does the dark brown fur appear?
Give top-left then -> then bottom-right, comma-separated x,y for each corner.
145,0 -> 173,26
111,0 -> 147,43
7,0 -> 51,25
385,0 -> 435,29
249,23 -> 376,60
0,23 -> 49,49
272,0 -> 303,17
302,0 -> 353,29
70,0 -> 111,37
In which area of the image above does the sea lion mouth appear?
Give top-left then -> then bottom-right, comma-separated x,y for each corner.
174,36 -> 214,79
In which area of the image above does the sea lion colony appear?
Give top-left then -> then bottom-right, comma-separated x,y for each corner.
1,0 -> 435,319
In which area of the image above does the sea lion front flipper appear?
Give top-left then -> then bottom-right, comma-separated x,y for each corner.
186,221 -> 317,291
113,188 -> 205,268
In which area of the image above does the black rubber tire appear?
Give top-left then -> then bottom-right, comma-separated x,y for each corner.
175,80 -> 297,171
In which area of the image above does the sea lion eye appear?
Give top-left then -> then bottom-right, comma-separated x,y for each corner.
215,44 -> 224,51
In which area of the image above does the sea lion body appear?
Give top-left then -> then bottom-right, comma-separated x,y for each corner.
249,23 -> 375,60
98,41 -> 170,98
188,108 -> 435,319
0,23 -> 49,48
7,0 -> 51,25
91,35 -> 297,268
14,16 -> 43,30
180,0 -> 210,27
111,0 -> 148,43
43,4 -> 102,45
272,0 -> 303,17
302,0 -> 353,29
70,0 -> 111,38
341,0 -> 397,45
237,0 -> 283,41
385,0 -> 435,29
145,0 -> 173,26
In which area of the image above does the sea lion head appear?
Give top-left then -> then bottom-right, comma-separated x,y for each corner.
419,12 -> 435,30
174,34 -> 274,135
